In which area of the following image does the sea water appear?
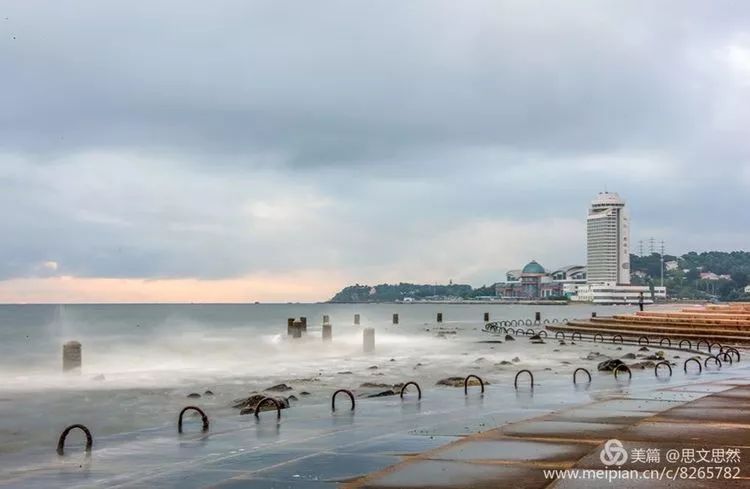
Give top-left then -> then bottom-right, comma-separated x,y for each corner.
0,302 -> 641,457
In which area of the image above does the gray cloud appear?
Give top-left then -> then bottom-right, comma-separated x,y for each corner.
1,1 -> 749,290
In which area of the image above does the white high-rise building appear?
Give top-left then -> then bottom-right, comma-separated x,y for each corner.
586,192 -> 630,285
571,191 -> 667,304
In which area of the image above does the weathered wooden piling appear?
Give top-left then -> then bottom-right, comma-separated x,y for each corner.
322,323 -> 332,341
363,328 -> 375,352
62,341 -> 82,372
287,318 -> 295,336
323,315 -> 330,324
392,313 -> 399,325
354,313 -> 360,325
300,316 -> 307,333
437,312 -> 443,323
535,311 -> 541,322
484,312 -> 490,322
591,312 -> 597,318
292,320 -> 303,338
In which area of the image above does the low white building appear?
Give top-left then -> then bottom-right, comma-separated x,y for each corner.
571,283 -> 667,305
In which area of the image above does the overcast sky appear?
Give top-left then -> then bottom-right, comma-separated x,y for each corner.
1,1 -> 749,302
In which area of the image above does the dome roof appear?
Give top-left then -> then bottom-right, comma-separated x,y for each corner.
522,260 -> 545,274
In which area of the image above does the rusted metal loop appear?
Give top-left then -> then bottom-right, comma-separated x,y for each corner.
660,338 -> 671,347
613,364 -> 632,380
555,331 -> 565,340
709,343 -> 722,354
683,357 -> 702,374
331,389 -> 355,411
525,319 -> 533,326
514,369 -> 534,390
464,374 -> 485,395
178,406 -> 209,433
593,333 -> 604,343
573,367 -> 591,384
704,355 -> 722,370
543,319 -> 550,324
571,332 -> 582,341
526,328 -> 535,336
612,334 -> 624,344
638,336 -> 649,346
538,330 -> 548,338
56,424 -> 93,456
696,339 -> 710,351
726,348 -> 740,362
254,397 -> 282,419
718,352 -> 733,365
400,381 -> 422,400
510,320 -> 517,326
562,318 -> 568,323
654,361 -> 672,377
679,339 -> 692,350
534,320 -> 541,325
552,318 -> 559,323
516,328 -> 526,335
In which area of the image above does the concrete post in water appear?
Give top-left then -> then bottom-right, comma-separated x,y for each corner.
322,323 -> 332,341
392,313 -> 399,325
300,316 -> 307,333
354,313 -> 360,325
62,341 -> 82,372
437,312 -> 443,323
484,312 -> 490,322
535,311 -> 541,322
323,315 -> 330,325
292,320 -> 303,338
287,318 -> 295,336
363,327 -> 375,352
591,312 -> 597,318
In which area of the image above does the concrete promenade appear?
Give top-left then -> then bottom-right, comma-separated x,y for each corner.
347,374 -> 750,488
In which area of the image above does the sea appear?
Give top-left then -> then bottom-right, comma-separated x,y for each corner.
0,302 -> 641,457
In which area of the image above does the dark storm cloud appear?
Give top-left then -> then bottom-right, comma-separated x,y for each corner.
0,1 -> 749,287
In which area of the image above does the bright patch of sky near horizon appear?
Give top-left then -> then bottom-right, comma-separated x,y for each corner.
1,1 -> 749,302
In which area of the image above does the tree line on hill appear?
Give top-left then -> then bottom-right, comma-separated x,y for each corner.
630,251 -> 750,301
329,251 -> 750,303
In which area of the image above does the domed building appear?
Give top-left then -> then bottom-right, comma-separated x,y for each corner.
497,261 -> 587,299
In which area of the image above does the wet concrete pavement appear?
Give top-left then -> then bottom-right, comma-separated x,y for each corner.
347,376 -> 750,489
2,366 -> 749,488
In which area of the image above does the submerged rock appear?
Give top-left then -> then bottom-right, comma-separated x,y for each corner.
512,356 -> 521,363
585,352 -> 609,361
236,394 -> 290,414
367,365 -> 378,370
529,334 -> 542,340
187,393 -> 201,399
364,390 -> 396,398
359,382 -> 391,389
265,383 -> 293,392
629,361 -> 656,370
337,371 -> 353,375
621,353 -> 637,360
639,346 -> 650,351
287,395 -> 298,402
597,359 -> 625,372
300,391 -> 311,396
436,377 -> 488,388
91,374 -> 106,381
505,335 -> 515,341
204,390 -> 214,396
